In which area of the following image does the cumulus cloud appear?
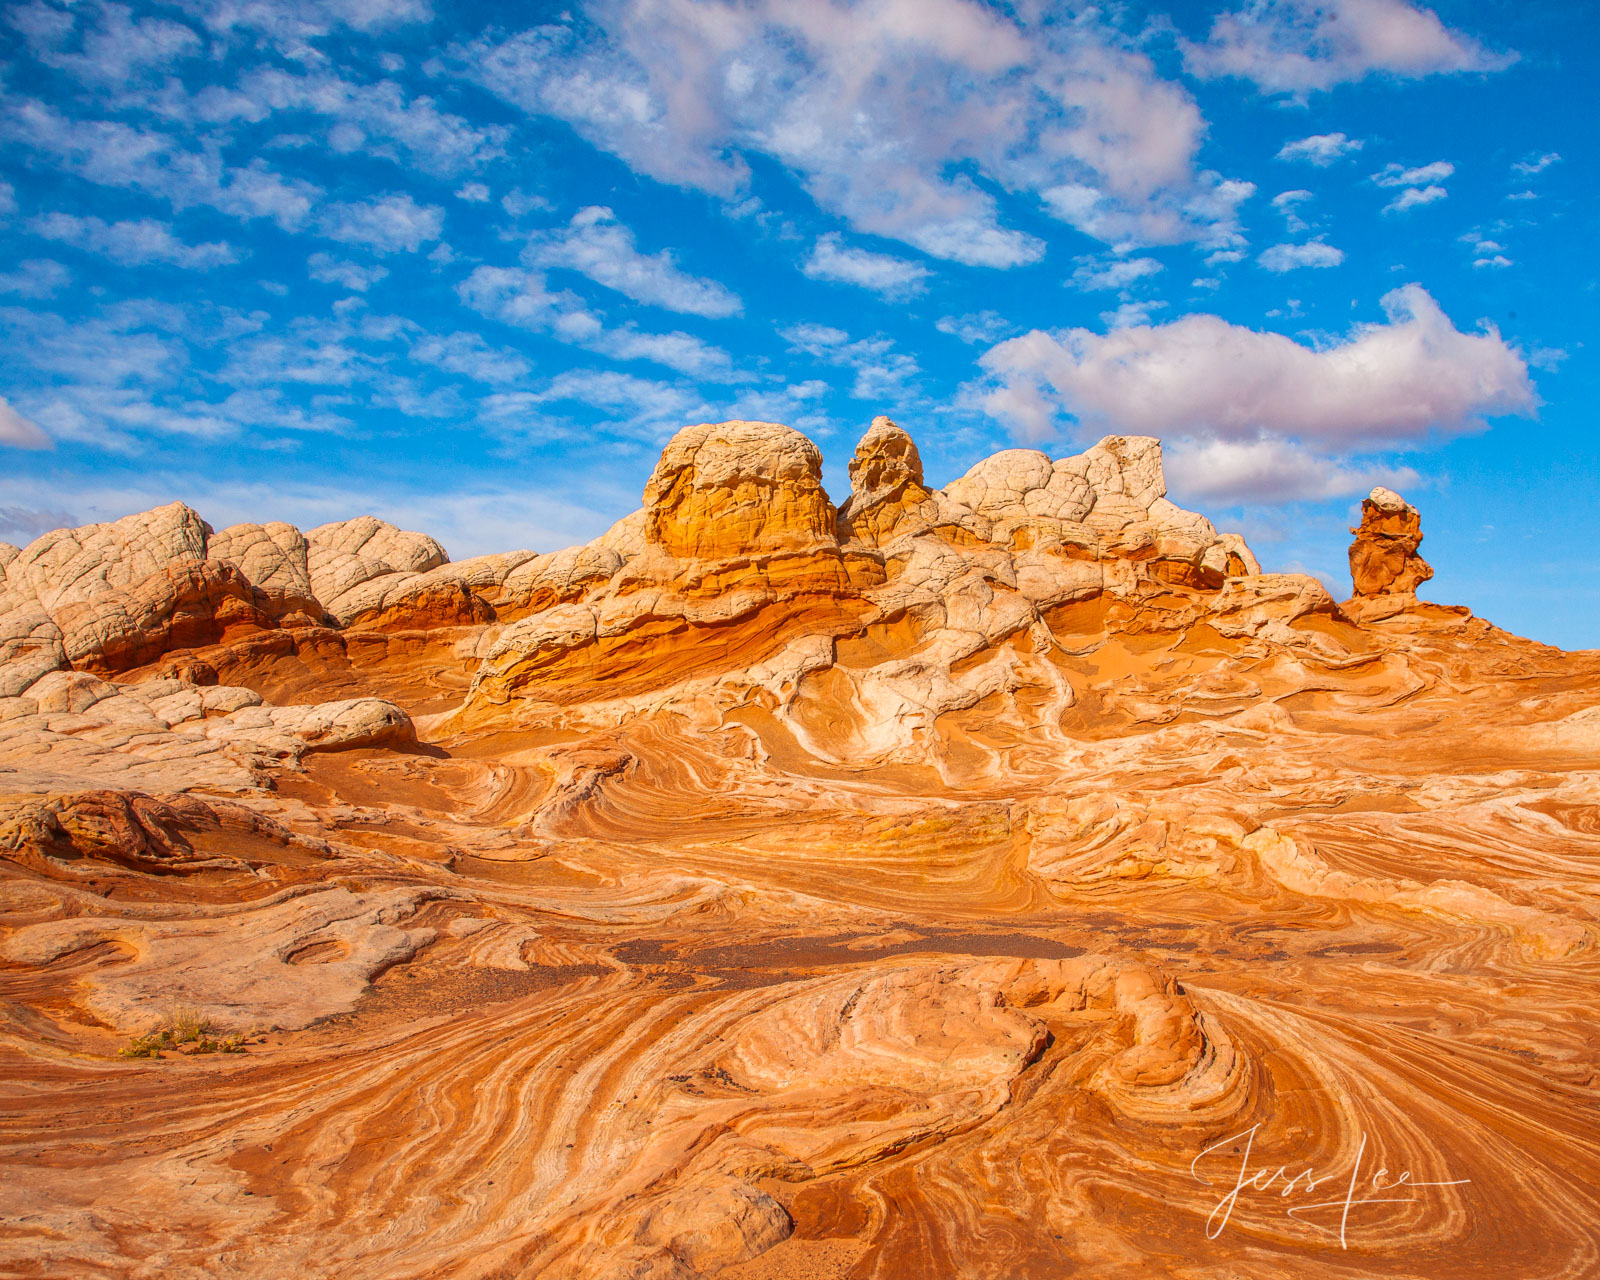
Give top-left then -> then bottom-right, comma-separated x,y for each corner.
1166,437 -> 1420,503
449,0 -> 1251,257
1277,132 -> 1364,165
29,213 -> 239,268
526,207 -> 742,317
318,193 -> 443,253
1258,240 -> 1344,272
802,235 -> 930,300
975,284 -> 1535,451
1185,0 -> 1513,94
1,396 -> 53,449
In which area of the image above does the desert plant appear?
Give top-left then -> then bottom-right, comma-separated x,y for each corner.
117,1004 -> 233,1058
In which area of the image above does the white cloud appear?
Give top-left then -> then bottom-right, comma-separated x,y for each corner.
1512,152 -> 1560,176
318,193 -> 443,253
802,234 -> 930,300
450,1 -> 1251,256
459,264 -> 739,379
1166,438 -> 1420,504
1384,185 -> 1448,213
975,284 -> 1534,449
1100,300 -> 1168,330
1185,0 -> 1513,93
780,322 -> 920,402
1472,254 -> 1512,270
526,207 -> 742,317
3,101 -> 319,229
1069,255 -> 1164,292
456,181 -> 490,202
1270,188 -> 1313,233
409,331 -> 530,384
191,68 -> 507,178
1258,239 -> 1344,272
501,188 -> 553,217
937,311 -> 1015,345
0,396 -> 52,449
1373,160 -> 1454,187
29,213 -> 239,268
307,252 -> 390,291
0,503 -> 78,542
195,0 -> 434,45
25,1 -> 201,84
0,259 -> 72,298
592,327 -> 738,380
1276,133 -> 1364,165
460,265 -> 599,340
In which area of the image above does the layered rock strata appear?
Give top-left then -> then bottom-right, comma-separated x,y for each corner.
2,418 -> 1598,1280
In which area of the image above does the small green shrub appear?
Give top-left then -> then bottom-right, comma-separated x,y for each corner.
117,1005 -> 255,1058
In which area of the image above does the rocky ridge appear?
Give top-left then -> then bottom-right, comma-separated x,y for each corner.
2,418 -> 1598,1280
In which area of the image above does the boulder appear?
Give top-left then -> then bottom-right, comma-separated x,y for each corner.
643,420 -> 838,559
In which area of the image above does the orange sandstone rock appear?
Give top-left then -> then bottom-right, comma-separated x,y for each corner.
1349,484 -> 1434,598
643,419 -> 839,558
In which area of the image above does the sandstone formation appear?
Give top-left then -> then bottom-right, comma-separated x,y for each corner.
1349,484 -> 1434,597
2,419 -> 1598,1280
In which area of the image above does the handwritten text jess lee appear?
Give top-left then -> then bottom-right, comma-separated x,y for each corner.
1191,1124 -> 1470,1249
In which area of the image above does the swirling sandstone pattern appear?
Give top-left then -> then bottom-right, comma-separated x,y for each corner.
2,420 -> 1597,1279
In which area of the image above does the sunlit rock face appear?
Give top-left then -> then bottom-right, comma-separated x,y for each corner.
1349,485 -> 1435,598
2,419 -> 1598,1280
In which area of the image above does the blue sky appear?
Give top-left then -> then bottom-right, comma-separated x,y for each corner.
1,0 -> 1595,646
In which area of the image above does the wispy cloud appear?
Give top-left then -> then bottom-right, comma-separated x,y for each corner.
0,396 -> 53,450
802,235 -> 930,300
1276,132 -> 1364,165
1068,254 -> 1164,292
448,0 -> 1252,256
317,193 -> 443,253
526,207 -> 742,317
29,213 -> 240,268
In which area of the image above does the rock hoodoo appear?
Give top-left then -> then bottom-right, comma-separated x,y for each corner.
642,419 -> 839,559
1348,485 -> 1434,599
